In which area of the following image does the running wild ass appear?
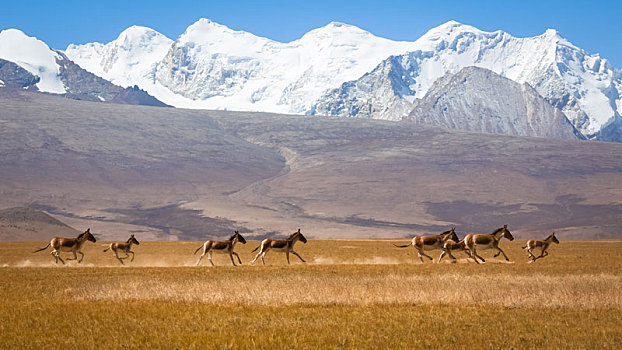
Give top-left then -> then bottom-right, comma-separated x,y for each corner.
250,229 -> 307,265
437,239 -> 471,263
33,228 -> 97,264
194,231 -> 247,266
464,225 -> 514,264
103,234 -> 140,265
523,232 -> 559,262
394,228 -> 459,263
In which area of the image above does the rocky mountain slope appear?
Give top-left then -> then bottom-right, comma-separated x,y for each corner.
405,66 -> 582,139
0,59 -> 40,88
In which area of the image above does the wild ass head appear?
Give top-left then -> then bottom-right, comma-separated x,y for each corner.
79,228 -> 97,243
128,234 -> 140,245
292,229 -> 307,244
233,230 -> 247,244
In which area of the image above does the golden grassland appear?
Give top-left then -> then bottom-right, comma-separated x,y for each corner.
0,239 -> 621,349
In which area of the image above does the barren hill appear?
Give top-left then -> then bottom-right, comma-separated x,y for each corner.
1,90 -> 621,240
0,207 -> 78,241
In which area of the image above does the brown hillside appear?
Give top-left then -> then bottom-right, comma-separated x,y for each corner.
0,207 -> 78,241
1,90 -> 621,240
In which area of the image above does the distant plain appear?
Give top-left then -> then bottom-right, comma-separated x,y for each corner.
1,91 -> 622,241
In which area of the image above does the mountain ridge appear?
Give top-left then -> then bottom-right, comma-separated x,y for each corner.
0,28 -> 168,107
2,20 -> 621,141
312,21 -> 622,140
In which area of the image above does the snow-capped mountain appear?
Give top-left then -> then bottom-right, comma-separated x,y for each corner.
65,18 -> 413,112
0,28 -> 167,106
65,25 -> 173,89
0,28 -> 66,93
64,19 -> 621,140
313,21 -> 622,140
405,66 -> 581,139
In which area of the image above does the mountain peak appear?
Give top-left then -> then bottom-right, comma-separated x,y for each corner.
299,21 -> 375,43
117,25 -> 160,40
544,28 -> 561,37
0,28 -> 66,93
316,21 -> 368,32
407,66 -> 580,139
0,28 -> 53,52
325,21 -> 356,29
185,18 -> 235,35
439,20 -> 463,28
0,28 -> 30,41
541,27 -> 566,42
433,20 -> 479,32
179,17 -> 266,46
114,25 -> 170,50
418,20 -> 487,43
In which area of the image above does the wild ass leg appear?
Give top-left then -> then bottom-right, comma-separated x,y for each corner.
415,247 -> 425,263
438,250 -> 447,263
540,247 -> 548,258
196,251 -> 206,266
208,252 -> 214,266
78,250 -> 85,263
232,252 -> 242,264
261,252 -> 267,265
128,250 -> 135,262
496,247 -> 510,261
439,249 -> 456,263
469,246 -> 483,264
55,251 -> 65,265
417,247 -> 434,261
66,250 -> 78,261
286,250 -> 291,265
447,249 -> 457,261
51,251 -> 60,264
229,252 -> 237,266
526,248 -> 536,261
250,247 -> 264,265
113,249 -> 124,265
292,250 -> 305,263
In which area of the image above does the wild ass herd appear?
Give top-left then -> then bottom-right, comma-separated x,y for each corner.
32,225 -> 560,265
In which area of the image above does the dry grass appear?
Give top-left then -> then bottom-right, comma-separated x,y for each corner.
1,240 -> 621,348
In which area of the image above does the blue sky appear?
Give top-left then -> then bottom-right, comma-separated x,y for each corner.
3,0 -> 621,66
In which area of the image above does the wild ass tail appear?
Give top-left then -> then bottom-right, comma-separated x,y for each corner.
102,246 -> 110,252
193,245 -> 204,255
251,245 -> 261,253
33,243 -> 50,253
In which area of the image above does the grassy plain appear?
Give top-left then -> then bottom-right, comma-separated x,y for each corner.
0,239 -> 621,349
